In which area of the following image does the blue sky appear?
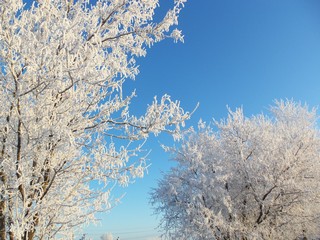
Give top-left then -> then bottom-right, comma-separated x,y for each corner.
84,0 -> 320,239
22,0 -> 320,239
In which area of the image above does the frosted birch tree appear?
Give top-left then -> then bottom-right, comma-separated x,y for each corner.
151,100 -> 320,240
0,0 -> 189,239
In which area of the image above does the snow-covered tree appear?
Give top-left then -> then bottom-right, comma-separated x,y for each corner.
0,0 -> 189,239
151,100 -> 320,240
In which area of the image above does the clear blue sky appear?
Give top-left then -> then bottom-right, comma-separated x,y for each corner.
84,0 -> 320,239
24,0 -> 320,239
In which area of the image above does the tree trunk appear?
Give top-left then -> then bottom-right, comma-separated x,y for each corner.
0,200 -> 6,240
0,172 -> 7,240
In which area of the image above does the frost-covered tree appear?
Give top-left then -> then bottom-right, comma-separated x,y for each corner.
100,233 -> 113,240
151,100 -> 320,240
0,0 -> 189,239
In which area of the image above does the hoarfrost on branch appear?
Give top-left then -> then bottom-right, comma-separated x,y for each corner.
151,100 -> 320,240
0,0 -> 189,239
